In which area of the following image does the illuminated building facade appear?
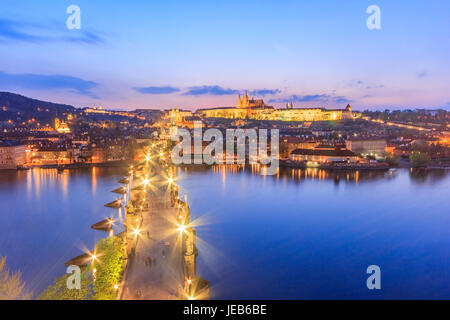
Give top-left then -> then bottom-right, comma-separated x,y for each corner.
197,92 -> 360,121
290,148 -> 359,164
0,141 -> 27,169
345,137 -> 387,158
54,118 -> 71,134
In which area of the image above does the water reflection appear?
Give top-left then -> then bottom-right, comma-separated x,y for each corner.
0,167 -> 126,296
409,168 -> 449,184
176,165 -> 450,299
1,165 -> 449,299
183,165 -> 449,186
188,165 -> 388,184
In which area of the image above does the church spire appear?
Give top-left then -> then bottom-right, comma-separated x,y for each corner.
243,90 -> 249,107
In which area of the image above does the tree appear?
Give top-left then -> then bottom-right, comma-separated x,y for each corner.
38,271 -> 93,300
410,151 -> 430,167
92,237 -> 125,300
38,235 -> 125,301
383,151 -> 399,166
0,256 -> 32,300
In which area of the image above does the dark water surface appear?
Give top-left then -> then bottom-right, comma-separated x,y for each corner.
176,166 -> 450,299
0,166 -> 449,299
0,167 -> 125,297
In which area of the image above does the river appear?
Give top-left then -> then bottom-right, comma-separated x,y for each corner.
1,166 -> 449,299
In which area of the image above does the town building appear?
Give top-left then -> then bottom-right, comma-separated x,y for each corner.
0,140 -> 27,169
290,147 -> 359,164
345,137 -> 387,158
33,146 -> 69,165
280,136 -> 320,158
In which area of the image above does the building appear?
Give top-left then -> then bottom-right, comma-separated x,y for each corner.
0,140 -> 27,169
197,92 -> 360,121
237,91 -> 266,108
345,137 -> 387,158
54,118 -> 71,134
169,109 -> 193,123
290,148 -> 359,164
91,146 -> 107,163
280,136 -> 319,158
34,146 -> 69,165
197,91 -> 274,119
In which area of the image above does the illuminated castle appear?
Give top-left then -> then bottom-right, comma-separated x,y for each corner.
197,92 -> 360,121
238,91 -> 266,108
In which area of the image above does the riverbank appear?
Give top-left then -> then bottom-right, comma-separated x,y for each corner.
16,160 -> 131,170
279,159 -> 391,171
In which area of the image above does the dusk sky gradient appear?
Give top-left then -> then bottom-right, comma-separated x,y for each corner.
1,0 -> 449,111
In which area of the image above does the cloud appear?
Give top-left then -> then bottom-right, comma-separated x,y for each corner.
134,86 -> 180,94
269,94 -> 351,104
62,30 -> 105,45
0,71 -> 99,98
416,71 -> 428,78
365,84 -> 384,89
0,17 -> 105,44
347,79 -> 384,90
182,85 -> 239,96
253,89 -> 281,96
181,86 -> 282,96
334,96 -> 352,104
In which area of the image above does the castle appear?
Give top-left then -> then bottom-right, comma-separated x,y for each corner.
237,91 -> 266,108
197,91 -> 360,122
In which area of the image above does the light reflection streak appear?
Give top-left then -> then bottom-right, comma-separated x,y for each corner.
92,167 -> 97,195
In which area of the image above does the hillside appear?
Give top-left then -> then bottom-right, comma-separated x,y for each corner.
0,91 -> 76,124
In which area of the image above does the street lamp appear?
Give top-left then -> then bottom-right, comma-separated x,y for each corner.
177,223 -> 186,234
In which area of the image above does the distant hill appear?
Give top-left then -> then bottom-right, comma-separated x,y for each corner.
0,91 -> 76,124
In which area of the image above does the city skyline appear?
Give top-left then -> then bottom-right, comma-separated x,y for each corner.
1,0 -> 449,111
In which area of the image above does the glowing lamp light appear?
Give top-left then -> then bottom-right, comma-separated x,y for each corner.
188,296 -> 195,300
133,228 -> 140,236
142,178 -> 150,187
114,284 -> 119,290
177,224 -> 186,234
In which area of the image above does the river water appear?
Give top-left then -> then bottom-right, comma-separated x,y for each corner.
1,166 -> 449,299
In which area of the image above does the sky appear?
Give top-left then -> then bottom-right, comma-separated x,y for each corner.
0,0 -> 449,111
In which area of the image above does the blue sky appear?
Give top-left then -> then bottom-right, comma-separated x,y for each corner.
0,0 -> 449,111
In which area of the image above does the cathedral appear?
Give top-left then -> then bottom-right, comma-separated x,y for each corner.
237,91 -> 266,108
